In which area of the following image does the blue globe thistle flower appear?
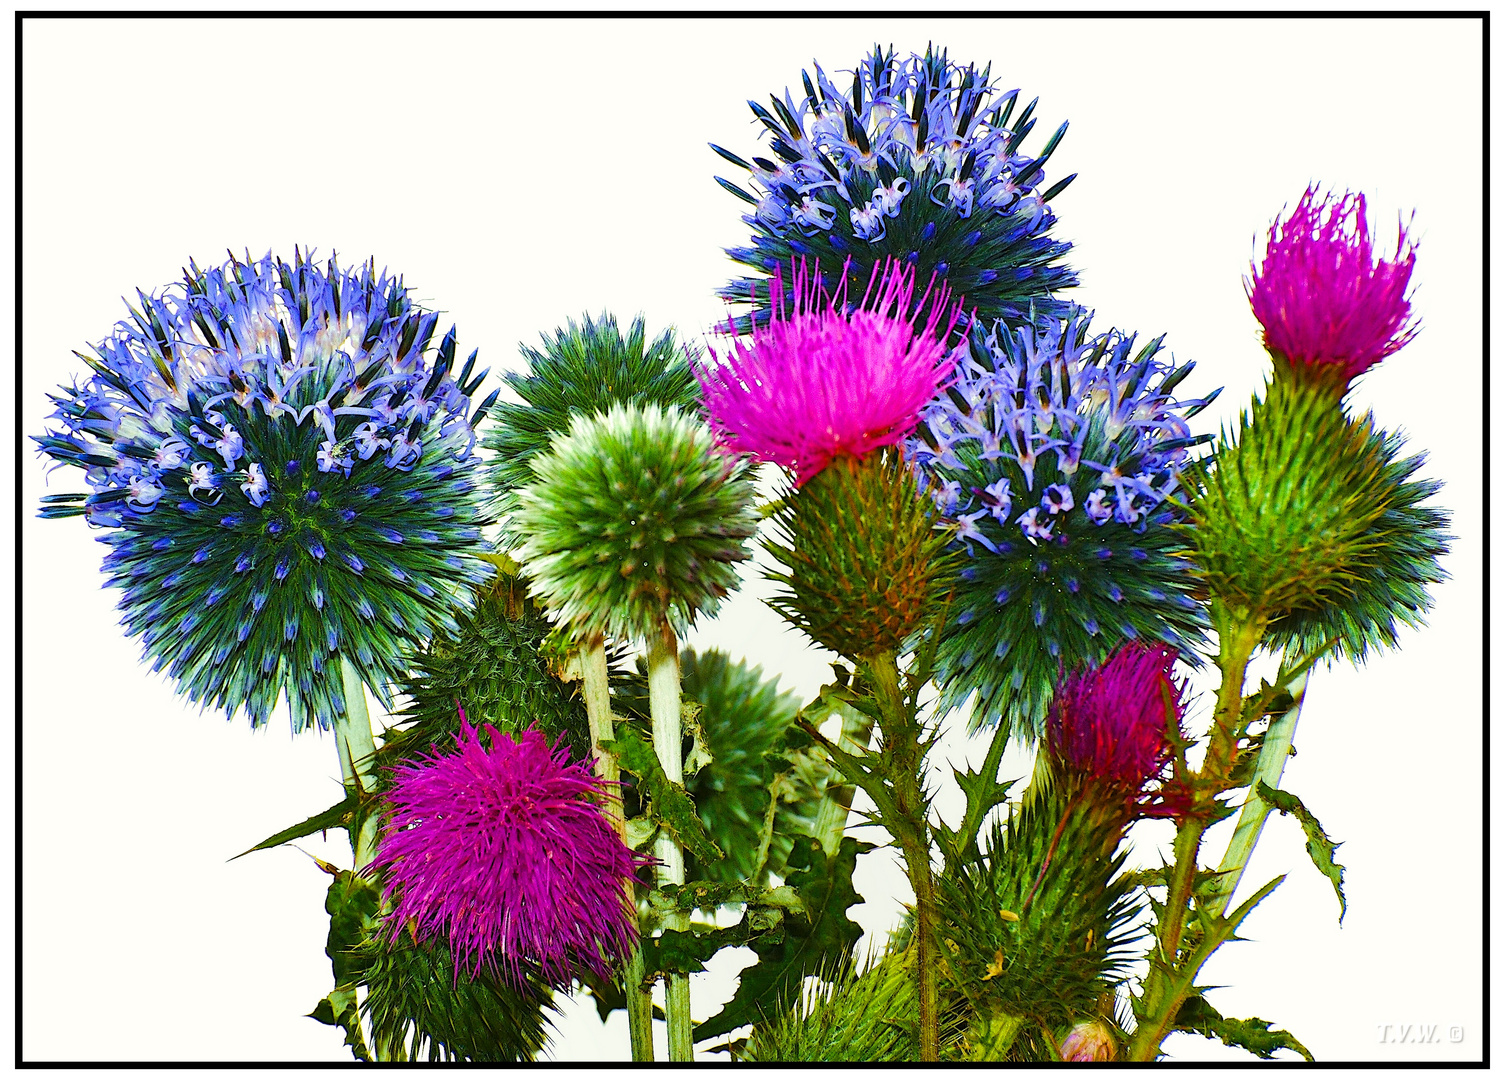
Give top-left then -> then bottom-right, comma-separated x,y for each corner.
712,44 -> 1077,335
34,250 -> 497,732
910,309 -> 1219,738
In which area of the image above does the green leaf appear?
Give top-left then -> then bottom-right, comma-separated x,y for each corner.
603,727 -> 724,866
694,835 -> 871,1042
307,869 -> 381,1061
1174,994 -> 1314,1061
232,793 -> 357,860
642,909 -> 785,978
1255,781 -> 1347,922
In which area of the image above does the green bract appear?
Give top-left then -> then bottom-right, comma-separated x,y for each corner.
1261,423 -> 1450,662
766,451 -> 955,661
514,403 -> 759,640
1188,375 -> 1436,631
383,561 -> 593,768
484,313 -> 701,539
356,933 -> 555,1062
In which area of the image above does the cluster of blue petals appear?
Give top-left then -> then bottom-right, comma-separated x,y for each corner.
909,308 -> 1219,734
36,250 -> 497,731
714,45 -> 1078,329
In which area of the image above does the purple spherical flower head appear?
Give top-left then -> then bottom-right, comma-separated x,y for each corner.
1047,643 -> 1187,816
699,256 -> 966,485
372,712 -> 644,988
1247,187 -> 1419,385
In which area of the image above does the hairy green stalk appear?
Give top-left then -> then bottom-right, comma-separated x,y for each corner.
1128,607 -> 1265,1061
332,656 -> 387,1061
648,625 -> 693,1061
865,650 -> 940,1062
334,656 -> 380,872
1208,662 -> 1310,919
578,637 -> 654,1061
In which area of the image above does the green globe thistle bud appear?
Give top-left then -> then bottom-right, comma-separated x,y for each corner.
484,313 -> 701,539
1188,375 -> 1413,627
765,450 -> 955,661
514,403 -> 759,641
355,932 -> 554,1062
383,560 -> 593,768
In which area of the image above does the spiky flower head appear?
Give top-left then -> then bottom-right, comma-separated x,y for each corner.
355,932 -> 555,1062
1248,187 -> 1419,390
1260,427 -> 1450,663
911,310 -> 1215,737
1190,376 -> 1449,643
1047,644 -> 1186,820
33,250 -> 494,731
372,717 -> 642,988
513,403 -> 758,642
713,44 -> 1077,335
699,256 -> 964,485
766,451 -> 955,660
383,562 -> 593,769
483,313 -> 701,538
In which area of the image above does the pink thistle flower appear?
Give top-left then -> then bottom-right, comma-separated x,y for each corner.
1047,643 -> 1186,818
370,712 -> 644,988
698,257 -> 966,485
1247,187 -> 1419,385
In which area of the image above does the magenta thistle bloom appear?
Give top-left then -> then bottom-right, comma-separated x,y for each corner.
1047,643 -> 1186,816
371,714 -> 643,988
699,257 -> 965,485
1247,187 -> 1419,385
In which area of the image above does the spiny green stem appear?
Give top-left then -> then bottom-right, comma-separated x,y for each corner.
1208,662 -> 1311,919
866,649 -> 940,1062
1128,609 -> 1263,1062
579,637 -> 654,1062
333,656 -> 387,1062
648,625 -> 693,1062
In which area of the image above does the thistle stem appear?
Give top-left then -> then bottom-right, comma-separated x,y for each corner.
334,656 -> 380,872
647,624 -> 693,1062
1127,609 -> 1263,1062
580,636 -> 654,1062
333,656 -> 387,1063
867,650 -> 940,1062
1208,662 -> 1311,919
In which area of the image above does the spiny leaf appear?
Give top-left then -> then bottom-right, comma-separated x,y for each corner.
603,726 -> 724,866
233,793 -> 356,859
1256,781 -> 1347,922
694,835 -> 871,1041
308,869 -> 381,1060
1173,994 -> 1314,1061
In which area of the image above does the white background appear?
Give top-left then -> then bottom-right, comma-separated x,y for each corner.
13,12 -> 1487,1067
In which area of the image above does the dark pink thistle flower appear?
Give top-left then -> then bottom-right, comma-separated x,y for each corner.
370,712 -> 644,988
1047,643 -> 1187,818
698,256 -> 966,486
1247,187 -> 1419,386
